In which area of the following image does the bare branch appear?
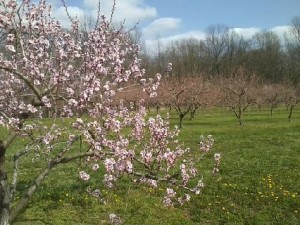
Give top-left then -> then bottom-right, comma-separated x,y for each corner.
110,0 -> 116,24
95,0 -> 101,29
61,0 -> 74,23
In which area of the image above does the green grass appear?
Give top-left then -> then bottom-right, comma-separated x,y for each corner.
5,106 -> 300,224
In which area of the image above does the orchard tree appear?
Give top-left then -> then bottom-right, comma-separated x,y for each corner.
220,68 -> 258,125
282,83 -> 300,122
188,77 -> 214,120
161,75 -> 205,128
0,0 -> 220,224
261,84 -> 284,116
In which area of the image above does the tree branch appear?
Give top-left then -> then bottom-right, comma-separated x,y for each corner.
11,145 -> 34,200
9,150 -> 95,223
0,66 -> 43,103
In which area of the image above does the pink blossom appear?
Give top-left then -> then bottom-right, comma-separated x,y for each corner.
214,153 -> 221,162
163,188 -> 176,207
92,164 -> 100,171
166,188 -> 176,198
104,174 -> 117,188
140,150 -> 152,165
41,96 -> 51,108
27,104 -> 37,113
104,158 -> 116,173
79,171 -> 90,181
6,45 -> 15,52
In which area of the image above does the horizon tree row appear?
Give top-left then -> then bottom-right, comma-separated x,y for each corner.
137,17 -> 300,85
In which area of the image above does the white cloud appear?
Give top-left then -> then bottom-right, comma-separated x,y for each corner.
142,17 -> 182,39
144,25 -> 294,54
269,25 -> 291,41
50,0 -> 156,28
145,31 -> 206,54
230,26 -> 292,41
53,6 -> 85,27
230,27 -> 261,39
82,0 -> 157,26
269,25 -> 290,34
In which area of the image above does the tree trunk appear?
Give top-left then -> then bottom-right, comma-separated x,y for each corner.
238,106 -> 243,126
0,174 -> 10,225
179,114 -> 184,128
288,105 -> 294,122
156,105 -> 160,115
189,105 -> 198,120
233,107 -> 243,126
190,110 -> 196,120
238,117 -> 243,126
0,143 -> 11,225
270,107 -> 273,117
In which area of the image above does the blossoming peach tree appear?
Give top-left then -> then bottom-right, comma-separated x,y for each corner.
0,0 -> 220,224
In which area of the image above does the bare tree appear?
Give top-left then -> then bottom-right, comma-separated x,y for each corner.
205,25 -> 230,77
291,16 -> 300,45
223,31 -> 251,75
285,16 -> 300,84
248,31 -> 283,82
165,38 -> 203,77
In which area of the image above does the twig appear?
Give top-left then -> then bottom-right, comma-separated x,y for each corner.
61,0 -> 73,23
95,0 -> 101,29
110,0 -> 116,24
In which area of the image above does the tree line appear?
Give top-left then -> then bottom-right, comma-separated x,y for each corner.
137,17 -> 300,85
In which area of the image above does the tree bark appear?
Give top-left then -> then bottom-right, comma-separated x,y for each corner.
0,142 -> 10,225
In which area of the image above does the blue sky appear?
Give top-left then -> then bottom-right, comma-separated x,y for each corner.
146,0 -> 300,30
50,0 -> 300,51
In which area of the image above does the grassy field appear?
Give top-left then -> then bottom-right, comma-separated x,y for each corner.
7,106 -> 300,224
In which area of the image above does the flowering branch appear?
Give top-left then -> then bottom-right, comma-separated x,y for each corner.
0,66 -> 43,105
